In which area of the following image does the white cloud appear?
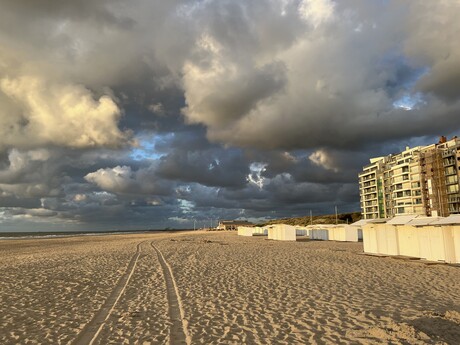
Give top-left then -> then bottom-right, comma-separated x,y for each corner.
298,0 -> 335,27
309,149 -> 339,172
85,166 -> 134,192
247,162 -> 267,189
0,76 -> 129,150
85,164 -> 172,195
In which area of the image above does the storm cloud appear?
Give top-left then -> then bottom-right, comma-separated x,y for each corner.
1,0 -> 459,231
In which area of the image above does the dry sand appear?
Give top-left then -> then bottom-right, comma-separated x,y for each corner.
0,231 -> 459,344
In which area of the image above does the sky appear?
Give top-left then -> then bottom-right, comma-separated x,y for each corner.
1,0 -> 460,231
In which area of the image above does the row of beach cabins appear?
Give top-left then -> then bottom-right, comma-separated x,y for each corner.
237,214 -> 460,264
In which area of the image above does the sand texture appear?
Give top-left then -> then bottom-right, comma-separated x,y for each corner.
0,231 -> 459,344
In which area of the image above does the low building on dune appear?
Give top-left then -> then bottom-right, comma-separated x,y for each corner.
217,220 -> 254,231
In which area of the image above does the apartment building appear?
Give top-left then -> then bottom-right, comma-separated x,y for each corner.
359,136 -> 460,219
358,158 -> 386,219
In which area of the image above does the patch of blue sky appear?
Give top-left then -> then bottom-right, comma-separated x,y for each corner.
379,51 -> 429,93
129,133 -> 173,161
208,158 -> 220,170
393,92 -> 425,111
401,66 -> 430,90
178,199 -> 194,213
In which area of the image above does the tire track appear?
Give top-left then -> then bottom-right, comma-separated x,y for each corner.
151,242 -> 191,345
72,241 -> 143,345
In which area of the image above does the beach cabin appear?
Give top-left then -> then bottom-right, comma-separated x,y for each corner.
252,227 -> 268,236
350,219 -> 369,241
362,219 -> 388,254
267,224 -> 296,241
401,217 -> 443,262
329,225 -> 360,242
306,224 -> 360,242
388,215 -> 421,258
307,224 -> 332,241
429,215 -> 460,263
361,215 -> 460,264
295,226 -> 308,237
237,226 -> 255,237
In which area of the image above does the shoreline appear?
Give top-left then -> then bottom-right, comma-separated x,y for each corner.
0,229 -> 197,240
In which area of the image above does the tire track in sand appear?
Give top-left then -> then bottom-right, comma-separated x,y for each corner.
72,241 -> 143,345
151,242 -> 191,345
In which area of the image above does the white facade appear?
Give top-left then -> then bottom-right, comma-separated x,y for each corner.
362,215 -> 460,263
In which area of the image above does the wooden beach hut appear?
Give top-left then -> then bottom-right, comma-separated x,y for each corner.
388,215 -> 420,258
268,224 -> 296,241
430,215 -> 460,264
403,217 -> 443,262
328,225 -> 360,242
307,225 -> 331,241
295,226 -> 308,237
362,219 -> 388,254
349,220 -> 366,241
252,227 -> 268,236
237,226 -> 255,236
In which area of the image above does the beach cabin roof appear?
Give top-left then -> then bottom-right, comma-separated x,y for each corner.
406,217 -> 443,226
351,219 -> 387,226
430,214 -> 460,225
387,215 -> 419,225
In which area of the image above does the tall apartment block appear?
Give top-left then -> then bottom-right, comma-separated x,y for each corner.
359,136 -> 460,219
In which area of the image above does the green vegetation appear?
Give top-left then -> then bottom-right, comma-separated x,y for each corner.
259,212 -> 361,227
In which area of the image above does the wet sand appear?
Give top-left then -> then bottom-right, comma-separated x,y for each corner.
0,231 -> 459,344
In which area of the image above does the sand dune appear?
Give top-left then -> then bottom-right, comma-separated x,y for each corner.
0,231 -> 459,344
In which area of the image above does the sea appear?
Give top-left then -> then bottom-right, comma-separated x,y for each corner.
0,230 -> 164,240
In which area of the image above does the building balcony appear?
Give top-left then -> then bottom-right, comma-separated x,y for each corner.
443,158 -> 456,167
363,188 -> 377,194
442,149 -> 456,158
448,195 -> 460,203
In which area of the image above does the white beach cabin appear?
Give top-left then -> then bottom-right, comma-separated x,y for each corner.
267,224 -> 296,241
295,226 -> 308,237
388,215 -> 421,258
237,226 -> 255,237
252,227 -> 268,236
362,218 -> 389,255
429,215 -> 460,263
349,220 -> 366,241
329,225 -> 360,242
307,225 -> 331,241
402,216 -> 444,262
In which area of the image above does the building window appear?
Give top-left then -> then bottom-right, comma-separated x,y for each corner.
446,175 -> 458,185
447,184 -> 459,194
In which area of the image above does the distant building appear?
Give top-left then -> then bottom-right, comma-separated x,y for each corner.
217,220 -> 254,231
359,136 -> 460,219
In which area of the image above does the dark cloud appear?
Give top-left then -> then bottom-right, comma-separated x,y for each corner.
157,148 -> 249,188
1,0 -> 460,231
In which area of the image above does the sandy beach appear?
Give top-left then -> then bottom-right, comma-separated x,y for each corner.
0,231 -> 459,344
